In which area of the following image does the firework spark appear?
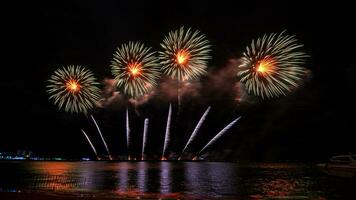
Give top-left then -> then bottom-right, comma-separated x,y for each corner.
111,42 -> 161,99
197,116 -> 241,157
159,27 -> 211,81
238,31 -> 308,99
91,115 -> 112,160
162,104 -> 172,160
81,129 -> 99,160
141,118 -> 149,160
47,65 -> 101,114
182,106 -> 211,154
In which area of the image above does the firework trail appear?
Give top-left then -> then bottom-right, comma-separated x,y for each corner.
141,118 -> 149,160
81,129 -> 99,160
126,108 -> 131,160
182,106 -> 211,154
197,116 -> 241,157
159,27 -> 211,109
90,115 -> 112,160
238,31 -> 308,99
111,42 -> 161,99
47,65 -> 101,114
162,104 -> 172,160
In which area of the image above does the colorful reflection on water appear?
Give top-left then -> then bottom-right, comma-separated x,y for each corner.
0,161 -> 355,199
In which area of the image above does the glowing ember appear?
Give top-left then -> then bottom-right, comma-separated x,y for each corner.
66,80 -> 80,92
257,63 -> 267,73
256,60 -> 273,74
176,50 -> 189,65
128,62 -> 142,76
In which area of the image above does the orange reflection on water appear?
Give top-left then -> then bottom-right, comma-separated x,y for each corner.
262,179 -> 298,197
33,162 -> 77,191
115,189 -> 183,199
256,163 -> 300,169
37,162 -> 74,175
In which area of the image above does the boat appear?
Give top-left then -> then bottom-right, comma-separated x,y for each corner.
317,154 -> 356,178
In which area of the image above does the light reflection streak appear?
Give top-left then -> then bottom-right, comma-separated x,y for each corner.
137,162 -> 147,193
160,162 -> 171,194
118,163 -> 129,192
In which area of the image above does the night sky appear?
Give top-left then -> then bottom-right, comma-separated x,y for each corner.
2,1 -> 355,161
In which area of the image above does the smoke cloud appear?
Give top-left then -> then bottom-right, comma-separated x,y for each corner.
97,58 -> 261,110
97,78 -> 125,109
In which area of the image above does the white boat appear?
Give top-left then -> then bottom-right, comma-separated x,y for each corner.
317,154 -> 356,178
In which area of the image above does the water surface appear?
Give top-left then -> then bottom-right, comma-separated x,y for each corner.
0,161 -> 355,199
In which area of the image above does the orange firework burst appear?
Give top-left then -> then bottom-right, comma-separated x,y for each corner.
66,79 -> 80,92
176,50 -> 190,65
128,62 -> 142,77
47,65 -> 101,114
255,59 -> 275,74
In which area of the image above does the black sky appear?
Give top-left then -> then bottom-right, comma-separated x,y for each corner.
1,1 -> 356,161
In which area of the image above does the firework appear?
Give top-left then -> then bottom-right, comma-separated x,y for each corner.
182,106 -> 211,154
81,129 -> 99,160
197,116 -> 241,157
238,31 -> 308,99
111,42 -> 161,99
91,115 -> 112,160
47,65 -> 101,114
162,104 -> 172,160
141,118 -> 149,160
159,27 -> 211,81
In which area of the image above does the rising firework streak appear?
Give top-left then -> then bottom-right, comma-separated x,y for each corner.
162,104 -> 172,160
81,129 -> 99,160
90,115 -> 112,160
197,116 -> 242,157
182,106 -> 211,154
141,118 -> 149,160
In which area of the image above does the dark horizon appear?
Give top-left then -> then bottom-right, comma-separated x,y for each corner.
1,1 -> 356,162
